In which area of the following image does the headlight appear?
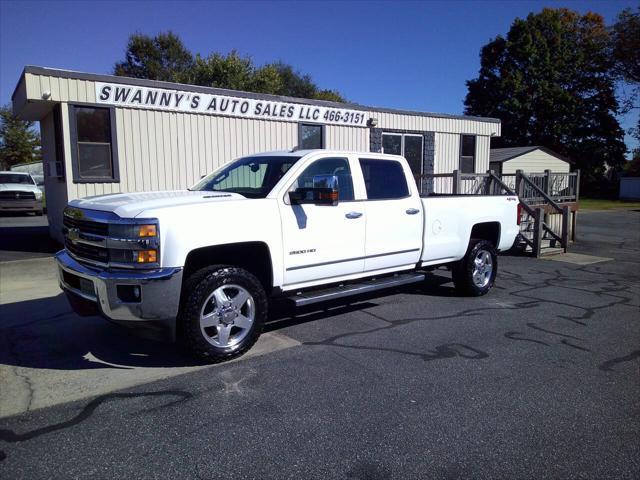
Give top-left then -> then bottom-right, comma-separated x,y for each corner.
138,224 -> 157,237
106,219 -> 160,268
35,191 -> 43,200
134,250 -> 158,263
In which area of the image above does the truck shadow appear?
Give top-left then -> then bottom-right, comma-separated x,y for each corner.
0,217 -> 60,257
0,273 -> 456,371
265,272 -> 457,332
0,294 -> 201,371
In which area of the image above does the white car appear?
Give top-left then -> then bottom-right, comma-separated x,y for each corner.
55,150 -> 519,362
0,171 -> 44,215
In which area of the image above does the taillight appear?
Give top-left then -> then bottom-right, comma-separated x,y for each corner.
517,203 -> 522,225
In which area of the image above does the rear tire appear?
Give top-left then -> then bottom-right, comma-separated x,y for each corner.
178,265 -> 267,363
452,239 -> 497,296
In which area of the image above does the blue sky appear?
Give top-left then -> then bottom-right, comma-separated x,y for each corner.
1,0 -> 637,152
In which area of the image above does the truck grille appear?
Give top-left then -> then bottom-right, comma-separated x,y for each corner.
62,207 -> 159,269
65,238 -> 109,264
63,216 -> 109,236
0,191 -> 36,200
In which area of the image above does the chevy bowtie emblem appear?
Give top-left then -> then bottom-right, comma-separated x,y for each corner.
67,228 -> 80,242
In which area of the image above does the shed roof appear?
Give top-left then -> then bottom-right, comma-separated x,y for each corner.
490,146 -> 571,164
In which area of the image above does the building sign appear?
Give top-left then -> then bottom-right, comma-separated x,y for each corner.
95,82 -> 368,128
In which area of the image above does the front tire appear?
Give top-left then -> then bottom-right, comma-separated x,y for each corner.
178,265 -> 267,363
452,239 -> 497,296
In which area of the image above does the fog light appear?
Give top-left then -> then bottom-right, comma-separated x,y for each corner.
135,250 -> 157,263
117,285 -> 142,303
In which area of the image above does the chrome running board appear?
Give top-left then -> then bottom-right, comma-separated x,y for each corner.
287,272 -> 425,307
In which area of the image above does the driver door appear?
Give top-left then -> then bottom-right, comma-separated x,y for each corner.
280,156 -> 365,287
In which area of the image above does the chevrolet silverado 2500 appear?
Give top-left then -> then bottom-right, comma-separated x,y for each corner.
56,150 -> 519,362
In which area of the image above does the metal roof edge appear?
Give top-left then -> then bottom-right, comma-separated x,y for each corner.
21,65 -> 501,125
490,146 -> 573,164
11,67 -> 28,102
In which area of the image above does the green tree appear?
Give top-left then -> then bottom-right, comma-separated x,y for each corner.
114,32 -> 194,83
611,7 -> 640,142
249,64 -> 284,95
314,89 -> 346,102
113,32 -> 345,102
464,8 -> 627,188
191,50 -> 254,90
0,104 -> 41,170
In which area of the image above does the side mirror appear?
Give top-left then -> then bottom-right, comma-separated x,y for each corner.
289,174 -> 339,206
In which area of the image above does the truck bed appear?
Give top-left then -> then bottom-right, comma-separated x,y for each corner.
419,194 -> 519,266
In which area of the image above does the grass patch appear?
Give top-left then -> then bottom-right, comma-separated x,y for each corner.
579,198 -> 640,210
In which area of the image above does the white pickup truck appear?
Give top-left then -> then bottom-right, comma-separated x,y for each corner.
56,150 -> 519,362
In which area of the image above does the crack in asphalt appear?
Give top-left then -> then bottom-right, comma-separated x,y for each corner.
0,390 -> 193,446
598,350 -> 640,372
504,331 -> 550,346
526,323 -> 582,340
293,259 -> 637,370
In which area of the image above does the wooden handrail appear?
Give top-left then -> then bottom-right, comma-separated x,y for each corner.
488,172 -> 516,195
519,172 -> 563,213
543,224 -> 563,244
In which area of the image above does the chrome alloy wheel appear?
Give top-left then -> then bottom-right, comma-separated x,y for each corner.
199,284 -> 255,348
472,250 -> 493,288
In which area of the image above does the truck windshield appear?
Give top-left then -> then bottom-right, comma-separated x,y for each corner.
0,173 -> 33,185
191,155 -> 301,198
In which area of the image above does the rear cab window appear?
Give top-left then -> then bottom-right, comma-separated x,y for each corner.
358,158 -> 409,200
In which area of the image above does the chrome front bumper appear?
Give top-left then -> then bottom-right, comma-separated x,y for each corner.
0,199 -> 42,211
55,250 -> 183,338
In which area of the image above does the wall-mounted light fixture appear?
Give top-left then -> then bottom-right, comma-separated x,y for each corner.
42,91 -> 51,100
367,118 -> 378,127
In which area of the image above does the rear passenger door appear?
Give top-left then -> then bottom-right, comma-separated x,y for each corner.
360,158 -> 423,271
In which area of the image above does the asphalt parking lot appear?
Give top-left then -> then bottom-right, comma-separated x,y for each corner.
0,213 -> 58,263
0,209 -> 638,479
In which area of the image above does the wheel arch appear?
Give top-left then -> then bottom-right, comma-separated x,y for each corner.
182,241 -> 274,293
469,222 -> 501,249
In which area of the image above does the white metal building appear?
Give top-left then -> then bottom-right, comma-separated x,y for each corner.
12,66 -> 501,241
489,146 -> 571,175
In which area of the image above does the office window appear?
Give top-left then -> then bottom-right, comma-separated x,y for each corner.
70,106 -> 118,182
299,124 -> 324,149
382,133 -> 402,155
403,135 -> 423,179
359,159 -> 409,200
460,135 -> 476,173
381,133 -> 423,181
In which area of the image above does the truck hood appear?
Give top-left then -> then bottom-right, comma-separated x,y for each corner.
0,183 -> 41,194
69,190 -> 247,218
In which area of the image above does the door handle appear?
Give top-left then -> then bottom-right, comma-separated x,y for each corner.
345,211 -> 363,219
406,208 -> 420,215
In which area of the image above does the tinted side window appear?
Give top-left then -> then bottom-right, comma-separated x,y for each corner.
293,157 -> 354,201
359,159 -> 409,200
